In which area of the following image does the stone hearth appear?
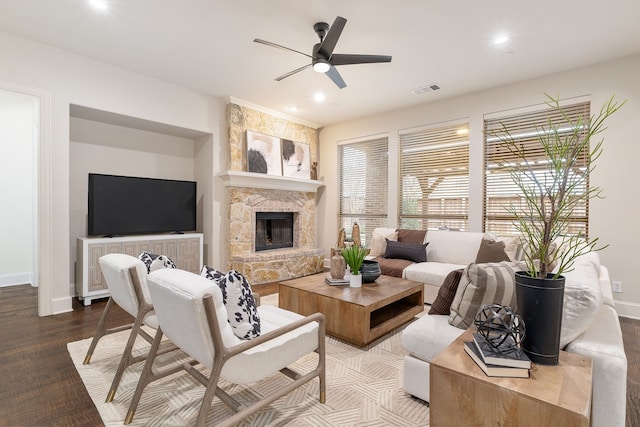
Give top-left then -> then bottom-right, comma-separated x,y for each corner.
226,184 -> 323,284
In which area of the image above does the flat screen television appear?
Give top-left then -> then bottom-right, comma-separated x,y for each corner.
88,173 -> 197,236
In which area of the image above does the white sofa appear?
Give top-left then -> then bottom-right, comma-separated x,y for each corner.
401,252 -> 628,427
369,228 -> 494,303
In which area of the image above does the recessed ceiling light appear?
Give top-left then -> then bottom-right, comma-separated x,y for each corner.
286,106 -> 299,113
494,34 -> 509,45
89,0 -> 109,11
314,92 -> 326,103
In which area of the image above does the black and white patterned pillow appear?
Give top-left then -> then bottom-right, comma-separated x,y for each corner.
138,252 -> 177,274
200,265 -> 225,283
200,266 -> 261,340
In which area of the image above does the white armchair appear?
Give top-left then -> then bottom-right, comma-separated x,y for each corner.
83,253 -> 160,402
124,268 -> 326,427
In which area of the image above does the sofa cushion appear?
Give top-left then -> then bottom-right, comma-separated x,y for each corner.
559,254 -> 603,348
475,237 -> 510,263
429,269 -> 464,315
372,256 -> 414,277
397,228 -> 427,244
370,230 -> 398,257
384,239 -> 428,262
404,261 -> 466,286
426,230 -> 484,265
402,314 -> 465,362
448,261 -> 524,329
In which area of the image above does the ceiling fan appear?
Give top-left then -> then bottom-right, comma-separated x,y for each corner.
254,16 -> 392,89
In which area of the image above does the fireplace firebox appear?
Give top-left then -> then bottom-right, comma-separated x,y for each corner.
255,212 -> 294,251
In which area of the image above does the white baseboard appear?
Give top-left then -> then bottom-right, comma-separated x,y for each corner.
52,295 -> 73,315
0,273 -> 34,287
614,299 -> 640,320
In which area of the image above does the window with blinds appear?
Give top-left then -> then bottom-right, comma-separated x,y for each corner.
338,137 -> 388,246
483,101 -> 591,236
399,122 -> 470,231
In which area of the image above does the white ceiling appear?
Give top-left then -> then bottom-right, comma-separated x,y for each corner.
1,0 -> 639,127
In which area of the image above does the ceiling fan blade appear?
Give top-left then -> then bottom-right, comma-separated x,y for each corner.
274,64 -> 312,81
330,54 -> 392,66
254,38 -> 312,59
317,16 -> 347,58
325,66 -> 346,89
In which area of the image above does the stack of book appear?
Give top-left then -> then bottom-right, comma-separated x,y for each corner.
463,332 -> 531,378
325,276 -> 349,286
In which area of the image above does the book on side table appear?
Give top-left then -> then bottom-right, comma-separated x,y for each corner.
463,341 -> 530,378
472,332 -> 531,369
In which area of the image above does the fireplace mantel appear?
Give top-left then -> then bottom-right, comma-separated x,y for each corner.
219,171 -> 324,193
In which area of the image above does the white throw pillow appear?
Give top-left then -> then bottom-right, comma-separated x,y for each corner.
369,230 -> 398,257
559,255 -> 602,348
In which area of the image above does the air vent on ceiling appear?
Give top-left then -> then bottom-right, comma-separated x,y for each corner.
412,83 -> 441,95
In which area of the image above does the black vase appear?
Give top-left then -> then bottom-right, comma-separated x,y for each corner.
360,260 -> 381,283
515,271 -> 565,365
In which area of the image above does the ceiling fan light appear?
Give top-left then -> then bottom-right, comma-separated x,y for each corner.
313,60 -> 331,73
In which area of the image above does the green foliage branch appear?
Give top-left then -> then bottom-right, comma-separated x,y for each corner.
495,94 -> 624,279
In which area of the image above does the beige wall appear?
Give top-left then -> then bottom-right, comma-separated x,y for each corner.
0,30 -> 224,314
319,54 -> 640,318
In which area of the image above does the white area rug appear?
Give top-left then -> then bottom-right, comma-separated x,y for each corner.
67,294 -> 429,426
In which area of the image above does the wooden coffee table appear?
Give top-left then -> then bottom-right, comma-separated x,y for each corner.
278,273 -> 424,346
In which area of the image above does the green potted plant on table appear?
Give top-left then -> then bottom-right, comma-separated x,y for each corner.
341,245 -> 369,288
494,94 -> 623,365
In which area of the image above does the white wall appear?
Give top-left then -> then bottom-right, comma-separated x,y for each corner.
0,31 -> 225,314
69,117 -> 197,290
319,54 -> 640,317
0,89 -> 36,286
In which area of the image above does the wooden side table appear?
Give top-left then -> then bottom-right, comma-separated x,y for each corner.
430,329 -> 592,427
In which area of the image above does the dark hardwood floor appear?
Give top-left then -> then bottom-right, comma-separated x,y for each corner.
0,283 -> 638,426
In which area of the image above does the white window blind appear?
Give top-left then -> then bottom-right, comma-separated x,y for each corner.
399,122 -> 470,230
483,101 -> 591,236
338,137 -> 388,246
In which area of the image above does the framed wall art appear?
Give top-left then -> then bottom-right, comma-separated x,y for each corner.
246,130 -> 282,176
281,139 -> 311,179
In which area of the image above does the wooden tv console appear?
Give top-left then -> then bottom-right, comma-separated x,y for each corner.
76,233 -> 203,305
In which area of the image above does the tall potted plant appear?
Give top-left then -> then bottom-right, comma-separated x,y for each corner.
495,94 -> 623,364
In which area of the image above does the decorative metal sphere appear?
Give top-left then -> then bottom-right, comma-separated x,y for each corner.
474,303 -> 526,350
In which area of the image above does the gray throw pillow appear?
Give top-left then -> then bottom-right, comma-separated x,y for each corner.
384,239 -> 428,263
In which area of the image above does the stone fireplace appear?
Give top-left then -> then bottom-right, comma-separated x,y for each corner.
222,101 -> 323,284
223,172 -> 324,284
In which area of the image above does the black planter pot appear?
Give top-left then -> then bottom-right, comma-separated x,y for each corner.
515,271 -> 565,365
